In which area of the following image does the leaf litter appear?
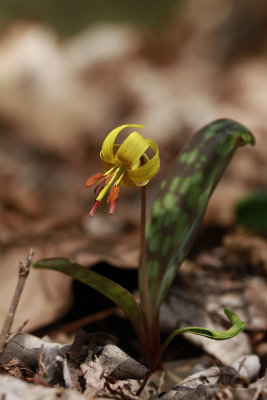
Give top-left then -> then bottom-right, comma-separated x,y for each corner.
1,218 -> 267,398
0,4 -> 267,399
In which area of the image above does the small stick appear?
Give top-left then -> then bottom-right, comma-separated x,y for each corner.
6,319 -> 29,344
0,248 -> 35,355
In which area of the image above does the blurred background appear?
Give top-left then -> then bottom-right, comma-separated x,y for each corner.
0,0 -> 266,333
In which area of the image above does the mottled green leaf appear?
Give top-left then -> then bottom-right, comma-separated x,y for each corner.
33,258 -> 142,334
151,309 -> 245,370
235,189 -> 267,234
143,119 -> 255,316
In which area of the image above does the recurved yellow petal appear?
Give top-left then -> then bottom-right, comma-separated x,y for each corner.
101,124 -> 144,163
127,139 -> 160,185
116,131 -> 149,168
87,123 -> 159,216
119,173 -> 140,188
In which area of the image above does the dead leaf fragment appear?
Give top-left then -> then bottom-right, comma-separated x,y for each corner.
0,374 -> 85,400
0,246 -> 73,332
223,228 -> 267,275
81,358 -> 105,397
98,344 -> 148,380
0,333 -> 70,369
161,355 -> 261,400
0,357 -> 34,380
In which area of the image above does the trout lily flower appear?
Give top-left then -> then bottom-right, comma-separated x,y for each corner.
86,124 -> 160,216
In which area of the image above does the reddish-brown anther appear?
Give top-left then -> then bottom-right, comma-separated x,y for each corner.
107,185 -> 120,215
85,173 -> 104,188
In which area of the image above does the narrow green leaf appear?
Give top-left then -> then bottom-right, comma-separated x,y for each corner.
151,309 -> 245,370
143,119 -> 255,316
165,309 -> 245,341
33,258 -> 142,334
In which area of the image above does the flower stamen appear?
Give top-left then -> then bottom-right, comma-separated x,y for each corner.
85,173 -> 104,188
107,185 -> 120,215
89,200 -> 100,217
94,176 -> 107,194
96,171 -> 118,202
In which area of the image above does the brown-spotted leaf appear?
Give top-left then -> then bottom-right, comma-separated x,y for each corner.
143,119 -> 255,316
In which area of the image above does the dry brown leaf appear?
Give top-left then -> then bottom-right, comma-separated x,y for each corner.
0,333 -> 70,368
0,357 -> 34,380
98,344 -> 147,380
81,358 -> 105,397
223,229 -> 267,274
0,374 -> 85,400
0,246 -> 73,332
161,355 -> 261,400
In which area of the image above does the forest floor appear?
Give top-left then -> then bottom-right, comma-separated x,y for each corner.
0,18 -> 266,399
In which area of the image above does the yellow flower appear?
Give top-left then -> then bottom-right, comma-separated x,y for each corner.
86,124 -> 160,216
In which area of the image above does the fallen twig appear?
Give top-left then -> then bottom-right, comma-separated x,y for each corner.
6,320 -> 29,345
0,248 -> 35,355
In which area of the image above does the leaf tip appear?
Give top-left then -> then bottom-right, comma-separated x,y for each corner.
224,308 -> 246,332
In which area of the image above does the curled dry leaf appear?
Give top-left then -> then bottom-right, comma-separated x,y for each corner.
38,344 -> 73,388
0,357 -> 34,381
69,331 -> 118,362
176,355 -> 260,389
161,355 -> 260,400
0,333 -> 70,369
98,344 -> 148,380
81,350 -> 144,399
0,331 -> 146,399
